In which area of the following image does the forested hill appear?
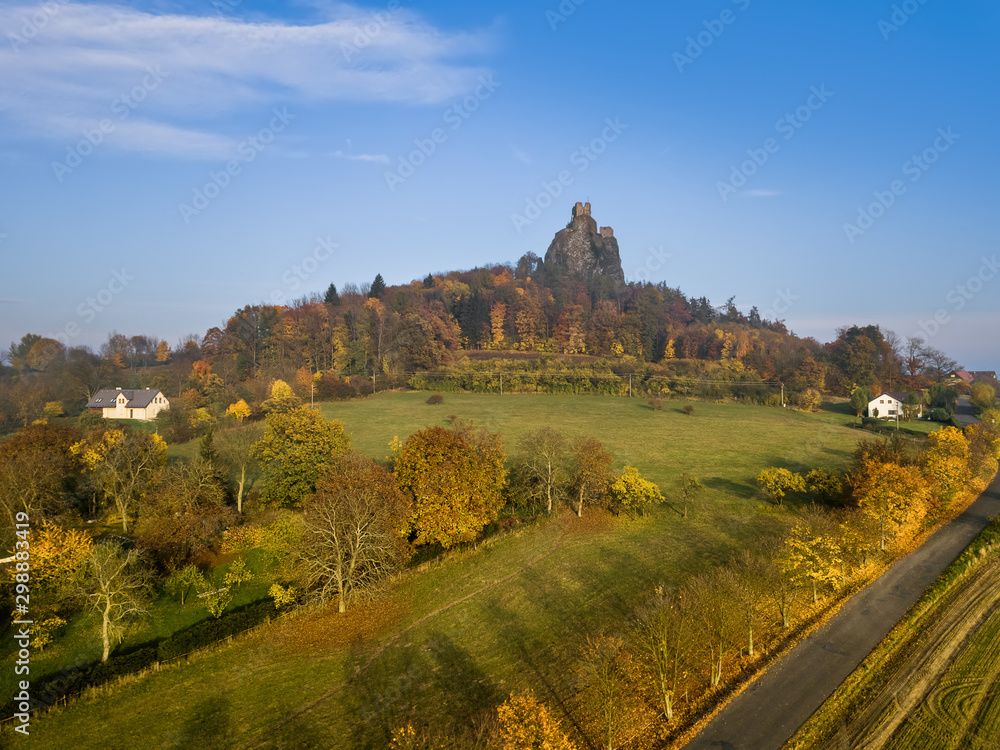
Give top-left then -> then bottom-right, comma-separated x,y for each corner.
1,207 -> 963,430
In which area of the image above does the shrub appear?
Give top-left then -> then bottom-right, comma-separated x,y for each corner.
861,417 -> 880,429
648,399 -> 662,411
426,394 -> 444,404
929,407 -> 952,423
682,405 -> 694,415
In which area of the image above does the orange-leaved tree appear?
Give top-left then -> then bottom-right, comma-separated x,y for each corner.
569,436 -> 614,517
394,425 -> 506,548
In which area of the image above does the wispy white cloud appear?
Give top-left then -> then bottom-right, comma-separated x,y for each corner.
0,2 -> 496,158
331,149 -> 389,164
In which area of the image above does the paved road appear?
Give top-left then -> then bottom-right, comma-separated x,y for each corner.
953,396 -> 980,427
684,471 -> 1000,750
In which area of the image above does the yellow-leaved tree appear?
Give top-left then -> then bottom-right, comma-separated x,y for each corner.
923,426 -> 971,506
496,691 -> 577,749
780,524 -> 842,604
854,462 -> 929,550
72,429 -> 167,532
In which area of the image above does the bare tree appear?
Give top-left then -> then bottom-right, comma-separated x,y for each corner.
921,344 -> 960,383
633,586 -> 692,722
518,428 -> 568,514
675,473 -> 704,519
725,551 -> 769,658
297,453 -> 410,613
83,542 -> 153,662
689,571 -> 737,688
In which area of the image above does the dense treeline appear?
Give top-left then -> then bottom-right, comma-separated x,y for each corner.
0,255 -> 976,433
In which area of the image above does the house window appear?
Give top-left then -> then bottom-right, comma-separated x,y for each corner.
880,399 -> 885,404
889,409 -> 896,415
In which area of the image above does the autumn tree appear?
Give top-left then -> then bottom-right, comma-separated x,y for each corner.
225,398 -> 251,422
517,427 -> 568,514
252,407 -> 351,508
923,426 -> 971,506
725,551 -> 769,657
633,586 -> 692,722
805,469 -> 844,505
261,379 -> 302,414
759,537 -> 799,629
72,428 -> 167,532
297,454 -> 410,613
568,436 -> 614,517
756,467 -> 806,507
610,466 -> 665,517
216,424 -> 262,513
82,542 -> 154,661
22,522 -> 93,647
495,691 -> 577,750
154,340 -> 171,363
577,636 -> 636,750
394,425 -> 506,548
675,473 -> 704,519
0,424 -> 80,546
780,524 -> 842,604
164,564 -> 204,605
689,570 -> 737,687
853,462 -> 929,551
136,458 -> 233,568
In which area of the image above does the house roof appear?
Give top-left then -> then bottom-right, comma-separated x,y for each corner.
969,371 -> 997,380
86,388 -> 165,409
949,371 -> 974,384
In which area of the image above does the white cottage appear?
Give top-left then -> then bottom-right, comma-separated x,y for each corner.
86,388 -> 169,421
867,391 -> 921,420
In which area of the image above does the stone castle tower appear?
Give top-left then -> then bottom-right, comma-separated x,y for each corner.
543,203 -> 624,283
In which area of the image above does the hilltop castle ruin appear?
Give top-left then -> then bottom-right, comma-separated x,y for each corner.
543,203 -> 625,283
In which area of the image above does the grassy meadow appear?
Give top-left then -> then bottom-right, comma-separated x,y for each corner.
13,393 -> 869,748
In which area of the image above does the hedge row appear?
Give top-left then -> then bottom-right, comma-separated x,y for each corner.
156,600 -> 275,661
2,599 -> 279,720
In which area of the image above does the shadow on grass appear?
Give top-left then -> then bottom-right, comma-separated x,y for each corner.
336,630 -> 501,749
704,476 -> 756,498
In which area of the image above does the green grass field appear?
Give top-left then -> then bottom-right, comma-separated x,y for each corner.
12,393 -> 868,749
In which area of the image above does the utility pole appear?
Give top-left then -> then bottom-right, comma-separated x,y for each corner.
500,372 -> 503,396
781,382 -> 785,407
629,373 -> 632,398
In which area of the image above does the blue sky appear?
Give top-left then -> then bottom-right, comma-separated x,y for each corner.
1,0 -> 997,368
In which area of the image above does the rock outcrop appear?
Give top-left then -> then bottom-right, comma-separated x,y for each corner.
543,202 -> 625,283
